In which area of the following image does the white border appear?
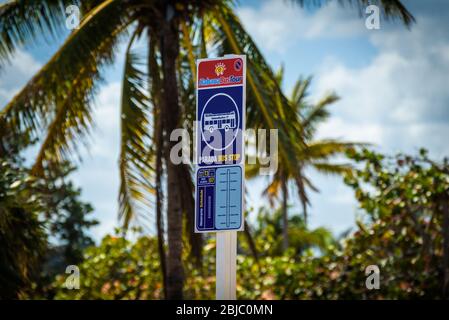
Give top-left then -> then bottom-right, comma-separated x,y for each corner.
194,55 -> 246,233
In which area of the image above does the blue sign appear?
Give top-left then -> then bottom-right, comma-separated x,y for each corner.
196,166 -> 242,231
195,56 -> 246,233
197,87 -> 243,166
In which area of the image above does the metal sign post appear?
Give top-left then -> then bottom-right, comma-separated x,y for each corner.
194,55 -> 246,300
216,231 -> 237,299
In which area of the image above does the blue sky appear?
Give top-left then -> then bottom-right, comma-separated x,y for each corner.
1,0 -> 449,241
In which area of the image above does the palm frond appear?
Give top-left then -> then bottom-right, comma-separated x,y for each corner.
245,162 -> 262,179
300,173 -> 319,193
180,20 -> 197,80
291,76 -> 312,109
301,96 -> 334,134
311,162 -> 353,175
300,140 -> 357,160
288,0 -> 415,26
275,64 -> 285,87
0,1 -> 108,67
0,0 -> 77,66
262,175 -> 282,206
1,0 -> 132,174
214,5 -> 306,178
119,33 -> 154,229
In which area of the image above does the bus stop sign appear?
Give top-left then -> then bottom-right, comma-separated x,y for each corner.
195,55 -> 246,233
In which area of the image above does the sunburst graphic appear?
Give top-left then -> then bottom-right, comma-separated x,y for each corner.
214,62 -> 226,76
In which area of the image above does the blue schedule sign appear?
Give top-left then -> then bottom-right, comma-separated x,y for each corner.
195,55 -> 246,233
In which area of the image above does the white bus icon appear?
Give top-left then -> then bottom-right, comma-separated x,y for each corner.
204,111 -> 236,132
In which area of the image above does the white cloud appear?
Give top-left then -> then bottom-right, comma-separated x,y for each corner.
4,0 -> 448,241
96,82 -> 121,130
0,88 -> 9,101
237,0 -> 366,53
238,0 -> 449,235
72,82 -> 122,241
317,117 -> 384,145
303,2 -> 365,39
313,9 -> 449,159
0,51 -> 123,242
0,50 -> 41,104
88,82 -> 121,158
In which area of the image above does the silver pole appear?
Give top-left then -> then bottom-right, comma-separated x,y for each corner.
216,231 -> 237,300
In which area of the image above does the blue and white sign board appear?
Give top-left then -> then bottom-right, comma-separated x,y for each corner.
195,55 -> 246,233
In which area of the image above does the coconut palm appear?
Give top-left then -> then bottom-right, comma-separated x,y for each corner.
248,69 -> 363,251
0,0 -> 413,298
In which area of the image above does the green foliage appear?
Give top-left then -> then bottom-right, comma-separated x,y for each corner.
0,159 -> 99,299
0,127 -> 98,298
119,42 -> 154,228
0,0 -> 417,300
53,234 -> 164,299
247,73 -> 356,231
1,0 -> 413,230
47,148 -> 449,300
43,163 -> 99,266
0,159 -> 47,299
340,147 -> 449,298
246,207 -> 335,257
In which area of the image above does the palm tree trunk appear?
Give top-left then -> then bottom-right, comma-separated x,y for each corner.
149,34 -> 168,299
172,51 -> 202,268
155,102 -> 167,299
281,178 -> 289,251
179,163 -> 203,269
155,153 -> 167,299
297,170 -> 308,226
160,10 -> 184,300
301,198 -> 308,227
244,219 -> 259,262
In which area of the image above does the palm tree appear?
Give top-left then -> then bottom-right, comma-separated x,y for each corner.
252,206 -> 335,257
248,69 -> 362,251
0,0 -> 413,298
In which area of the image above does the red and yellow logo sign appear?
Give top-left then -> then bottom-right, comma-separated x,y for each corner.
214,62 -> 226,76
198,57 -> 244,88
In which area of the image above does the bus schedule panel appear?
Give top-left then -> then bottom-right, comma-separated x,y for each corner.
196,56 -> 246,167
195,55 -> 246,233
195,166 -> 242,232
